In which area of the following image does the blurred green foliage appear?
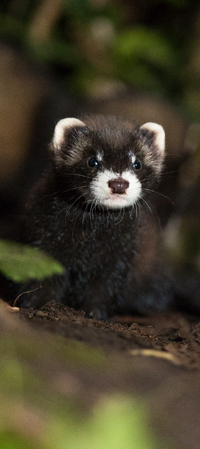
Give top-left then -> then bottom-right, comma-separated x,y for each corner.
0,0 -> 199,114
0,240 -> 65,282
113,26 -> 177,94
0,396 -> 159,449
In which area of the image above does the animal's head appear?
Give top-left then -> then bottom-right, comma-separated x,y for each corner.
50,115 -> 165,210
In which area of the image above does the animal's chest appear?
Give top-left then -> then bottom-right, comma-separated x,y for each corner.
66,223 -> 137,284
34,204 -> 139,280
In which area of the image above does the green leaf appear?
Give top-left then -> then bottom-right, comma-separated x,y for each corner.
0,240 -> 65,283
114,27 -> 176,70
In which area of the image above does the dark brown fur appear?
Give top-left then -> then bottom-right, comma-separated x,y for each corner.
16,115 -> 172,319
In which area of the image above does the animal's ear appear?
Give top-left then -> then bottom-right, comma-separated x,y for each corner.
140,122 -> 165,154
53,118 -> 86,151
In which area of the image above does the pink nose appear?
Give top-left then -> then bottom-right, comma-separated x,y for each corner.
108,178 -> 129,194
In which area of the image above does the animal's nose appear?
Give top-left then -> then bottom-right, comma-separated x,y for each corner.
108,178 -> 129,194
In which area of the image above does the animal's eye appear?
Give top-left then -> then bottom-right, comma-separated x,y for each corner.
133,159 -> 142,171
87,157 -> 99,168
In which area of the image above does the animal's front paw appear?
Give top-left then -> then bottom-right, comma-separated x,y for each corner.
85,305 -> 109,321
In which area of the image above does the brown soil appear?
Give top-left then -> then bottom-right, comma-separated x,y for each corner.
19,302 -> 200,366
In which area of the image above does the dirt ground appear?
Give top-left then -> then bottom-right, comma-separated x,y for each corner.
16,301 -> 200,448
19,301 -> 200,367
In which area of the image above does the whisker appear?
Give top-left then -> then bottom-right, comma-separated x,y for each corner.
71,198 -> 90,244
132,200 -> 140,233
144,188 -> 174,205
161,170 -> 179,175
140,197 -> 153,214
114,207 -> 122,224
140,196 -> 162,231
115,207 -> 125,226
45,184 -> 88,198
56,172 -> 89,179
62,185 -> 87,195
65,193 -> 86,220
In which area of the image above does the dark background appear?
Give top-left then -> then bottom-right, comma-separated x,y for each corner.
0,0 -> 200,266
1,0 -> 199,109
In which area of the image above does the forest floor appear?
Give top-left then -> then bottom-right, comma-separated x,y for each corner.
17,301 -> 200,448
19,301 -> 200,366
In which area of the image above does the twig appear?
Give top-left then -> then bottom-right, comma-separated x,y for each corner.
129,348 -> 182,365
13,285 -> 43,307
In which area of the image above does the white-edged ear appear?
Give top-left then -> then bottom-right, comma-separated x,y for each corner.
140,122 -> 165,153
53,118 -> 86,150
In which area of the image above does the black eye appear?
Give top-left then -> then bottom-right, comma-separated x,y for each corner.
133,159 -> 142,171
87,157 -> 99,168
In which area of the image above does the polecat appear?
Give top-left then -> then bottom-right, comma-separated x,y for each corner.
16,115 -> 172,319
